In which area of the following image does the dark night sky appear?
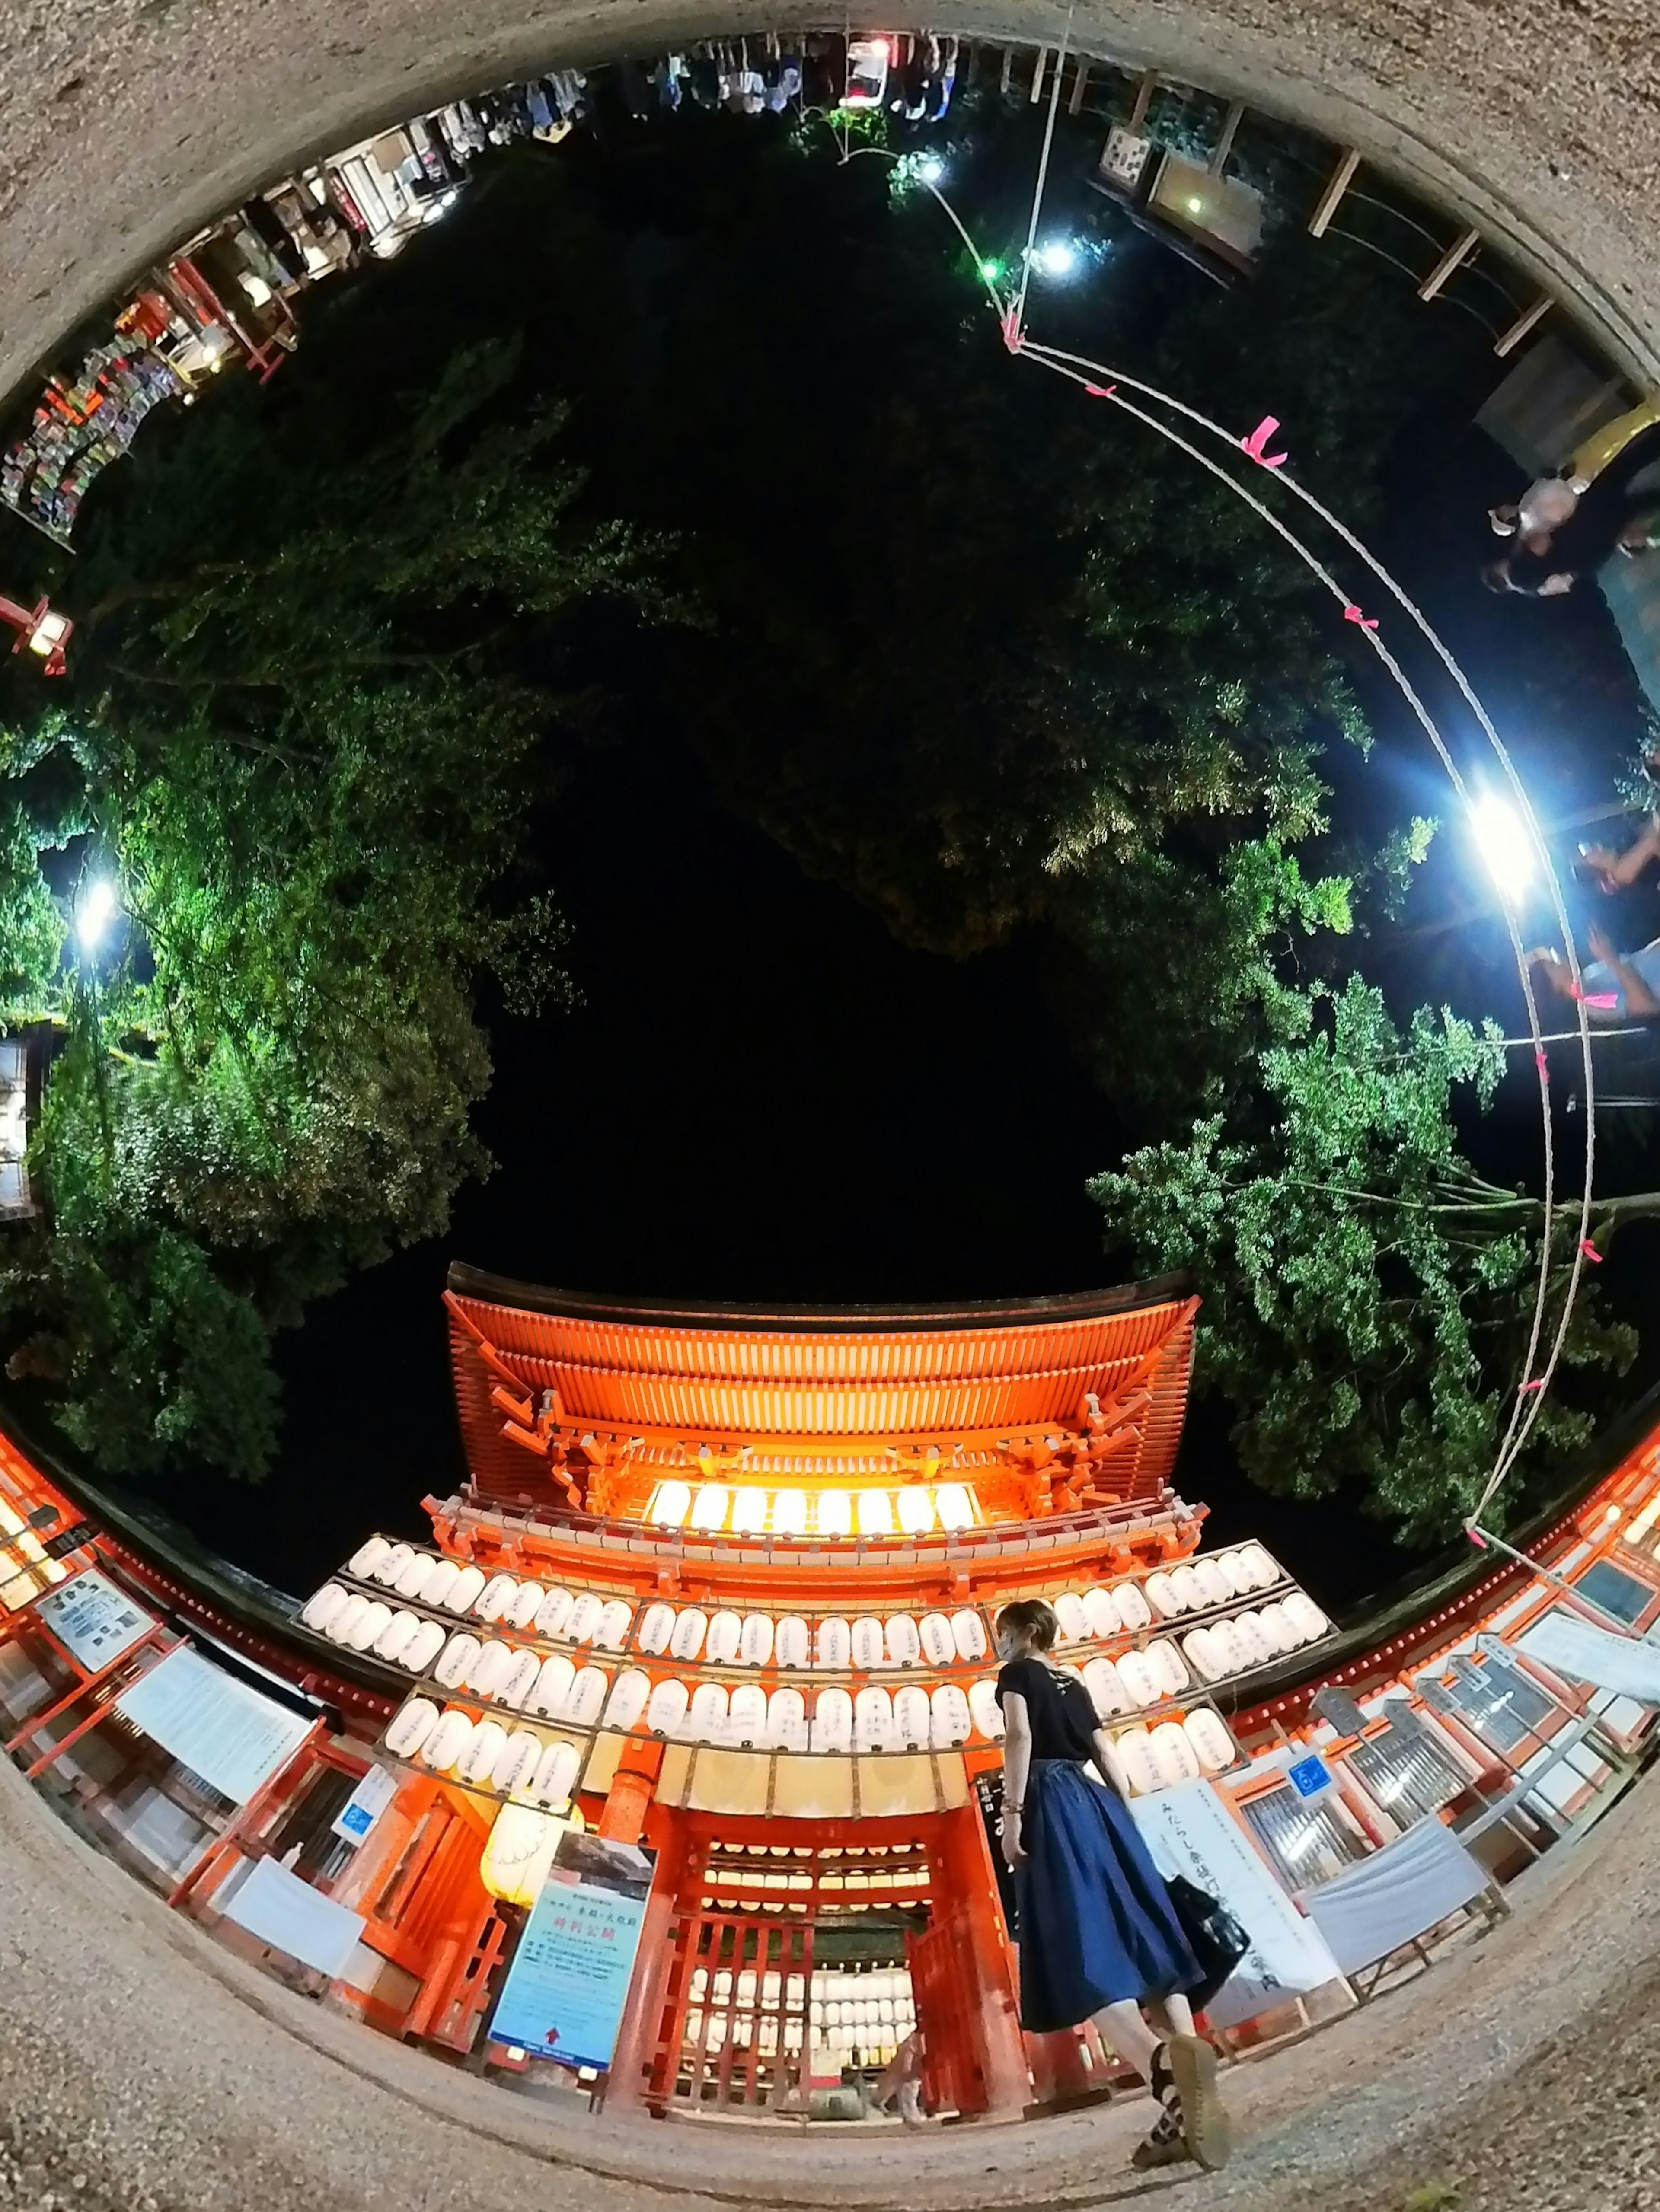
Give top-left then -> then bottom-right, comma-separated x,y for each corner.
131,96 -> 1660,1616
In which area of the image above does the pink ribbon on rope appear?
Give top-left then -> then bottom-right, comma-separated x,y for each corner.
1084,382 -> 1117,398
1580,1239 -> 1603,1265
1344,604 -> 1379,631
1568,984 -> 1620,1009
1518,1377 -> 1545,1395
1241,416 -> 1289,468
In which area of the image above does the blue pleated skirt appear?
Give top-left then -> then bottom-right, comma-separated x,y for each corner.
1014,1760 -> 1204,2034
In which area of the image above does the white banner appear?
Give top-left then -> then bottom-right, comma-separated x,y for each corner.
1301,1816 -> 1488,1976
34,1569 -> 155,1672
1519,1610 -> 1660,1704
1131,1780 -> 1344,2028
115,1646 -> 312,1805
220,1857 -> 366,1977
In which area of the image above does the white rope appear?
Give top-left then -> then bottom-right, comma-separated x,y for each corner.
1010,9 -> 1073,342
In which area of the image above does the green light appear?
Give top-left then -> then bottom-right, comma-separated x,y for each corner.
979,258 -> 1001,282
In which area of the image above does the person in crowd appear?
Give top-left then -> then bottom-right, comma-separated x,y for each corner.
928,35 -> 959,119
1530,924 -> 1660,1022
995,1598 -> 1229,2173
1488,474 -> 1584,542
872,2030 -> 927,2128
1484,419 -> 1660,595
1577,813 -> 1660,892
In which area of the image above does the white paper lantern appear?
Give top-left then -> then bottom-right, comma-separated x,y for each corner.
935,1484 -> 975,1530
815,1616 -> 851,1670
527,1651 -> 577,1718
729,1684 -> 769,1746
691,1485 -> 731,1533
893,1686 -> 931,1749
731,1487 -> 770,1536
851,1616 -> 885,1671
918,1613 -> 955,1667
370,1543 -> 414,1588
595,1598 -> 634,1651
1116,1649 -> 1162,1708
499,1649 -> 541,1710
775,1616 -> 810,1669
374,1609 -> 421,1666
421,1709 -> 475,1773
393,1552 -> 438,1603
1238,1542 -> 1278,1590
1113,1583 -> 1152,1634
896,1489 -> 935,1535
1181,1628 -> 1226,1682
505,1580 -> 545,1630
772,1490 -> 809,1536
301,1583 -> 348,1634
1284,1592 -> 1330,1643
323,1593 -> 370,1647
1146,1638 -> 1191,1696
637,1601 -> 675,1654
1081,1587 -> 1119,1640
669,1607 -> 709,1662
1257,1601 -> 1295,1653
386,1696 -> 440,1758
706,1610 -> 743,1664
1226,1613 -> 1272,1670
1214,1550 -> 1254,1598
951,1608 -> 987,1661
348,1536 -> 392,1581
475,1574 -> 518,1623
884,1616 -> 921,1668
1053,1592 -> 1088,1643
1168,1565 -> 1204,1613
811,1687 -> 853,1754
854,1686 -> 894,1751
492,1728 -> 543,1795
929,1683 -> 972,1748
649,1480 -> 693,1528
688,1682 -> 730,1743
481,1800 -> 559,1906
816,1492 -> 853,1538
530,1738 -> 582,1807
1084,1655 -> 1131,1718
1144,1572 -> 1181,1618
767,1686 -> 808,1751
740,1614 -> 775,1667
646,1677 -> 690,1736
603,1668 -> 651,1733
422,1559 -> 461,1610
1183,1708 -> 1237,1775
1193,1559 -> 1232,1610
434,1632 -> 482,1690
442,1565 -> 486,1615
467,1639 -> 515,1699
1149,1721 -> 1202,1788
565,1666 -> 610,1727
534,1585 -> 575,1638
567,1594 -> 605,1645
1113,1726 -> 1160,1794
403,1619 -> 446,1674
967,1680 -> 1005,1742
1207,1618 -> 1250,1676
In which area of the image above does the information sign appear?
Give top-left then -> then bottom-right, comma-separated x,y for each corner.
489,1829 -> 656,2071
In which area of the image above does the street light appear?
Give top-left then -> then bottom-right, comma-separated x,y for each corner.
74,880 -> 118,953
1470,793 -> 1535,905
1033,239 -> 1079,279
919,156 -> 945,186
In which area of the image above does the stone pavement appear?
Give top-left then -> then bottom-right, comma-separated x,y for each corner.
0,1743 -> 1656,2212
0,0 -> 1657,412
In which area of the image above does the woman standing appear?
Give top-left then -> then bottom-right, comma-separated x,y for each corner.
995,1598 -> 1230,2172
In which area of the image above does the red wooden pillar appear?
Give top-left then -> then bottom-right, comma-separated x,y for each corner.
923,1800 -> 1028,2116
605,1801 -> 692,2114
597,1738 -> 662,1843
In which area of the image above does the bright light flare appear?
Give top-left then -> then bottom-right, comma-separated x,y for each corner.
918,156 -> 945,186
1034,239 -> 1078,279
1470,794 -> 1535,904
74,878 -> 118,952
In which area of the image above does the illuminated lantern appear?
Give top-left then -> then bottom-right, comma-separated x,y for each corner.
348,1536 -> 392,1581
1168,1566 -> 1204,1613
458,1721 -> 508,1786
647,1677 -> 690,1736
467,1640 -> 515,1699
851,1616 -> 885,1671
1113,1583 -> 1152,1633
353,1599 -> 399,1650
897,1489 -> 935,1535
767,1687 -> 808,1751
929,1683 -> 971,1747
1226,1613 -> 1272,1669
324,1593 -> 370,1646
386,1696 -> 440,1758
650,1481 -> 692,1528
669,1607 -> 709,1661
480,1800 -> 560,1905
1150,1722 -> 1201,1788
884,1615 -> 921,1667
371,1543 -> 414,1587
967,1680 -> 1005,1742
1081,1587 -> 1119,1640
1116,1650 -> 1162,1708
772,1490 -> 809,1536
1053,1592 -> 1088,1643
1193,1559 -> 1231,1610
1284,1592 -> 1329,1643
1146,1638 -> 1191,1695
691,1485 -> 731,1533
740,1613 -> 775,1667
507,1581 -> 546,1630
817,1492 -> 853,1538
1184,1709 -> 1236,1775
918,1613 -> 955,1666
1084,1656 -> 1130,1718
434,1632 -> 482,1690
527,1652 -> 576,1718
530,1737 -> 582,1807
603,1667 -> 651,1733
443,1565 -> 486,1615
422,1559 -> 461,1610
775,1616 -> 810,1669
1181,1628 -> 1225,1682
810,1687 -> 854,1753
706,1610 -> 743,1664
492,1728 -> 543,1794
499,1649 -> 540,1709
857,1491 -> 895,1537
1113,1727 -> 1160,1794
637,1602 -> 676,1654
1145,1573 -> 1181,1619
596,1599 -> 634,1650
394,1552 -> 438,1602
373,1609 -> 421,1665
893,1686 -> 931,1748
300,1584 -> 348,1634
1238,1543 -> 1278,1590
403,1619 -> 446,1673
1257,1601 -> 1294,1652
1207,1619 -> 1250,1675
421,1709 -> 475,1772
951,1609 -> 987,1661
854,1686 -> 894,1751
567,1594 -> 605,1645
730,1683 -> 769,1746
935,1484 -> 974,1530
689,1683 -> 730,1743
731,1488 -> 769,1535
815,1617 -> 851,1670
542,1592 -> 580,1645
565,1666 -> 610,1726
475,1574 -> 517,1622
1215,1550 -> 1253,1597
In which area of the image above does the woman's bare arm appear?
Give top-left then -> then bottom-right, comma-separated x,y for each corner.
1590,925 -> 1660,1017
1000,1693 -> 1032,1865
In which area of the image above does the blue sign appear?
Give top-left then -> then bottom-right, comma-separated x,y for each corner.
1286,1755 -> 1331,1799
489,1831 -> 655,2072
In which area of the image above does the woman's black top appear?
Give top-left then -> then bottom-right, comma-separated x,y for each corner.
995,1656 -> 1101,1764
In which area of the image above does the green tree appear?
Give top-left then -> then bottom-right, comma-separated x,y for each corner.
1090,977 -> 1643,1541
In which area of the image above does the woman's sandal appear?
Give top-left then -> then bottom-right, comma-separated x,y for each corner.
1167,2033 -> 1231,2173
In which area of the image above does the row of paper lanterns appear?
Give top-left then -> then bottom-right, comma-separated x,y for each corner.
646,1482 -> 976,1537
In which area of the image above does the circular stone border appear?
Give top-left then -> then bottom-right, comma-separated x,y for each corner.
2,0 -> 1657,414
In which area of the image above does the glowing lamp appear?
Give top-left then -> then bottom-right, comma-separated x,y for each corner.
480,1799 -> 562,1906
919,156 -> 945,185
1471,793 -> 1535,903
74,878 -> 118,952
1034,239 -> 1077,278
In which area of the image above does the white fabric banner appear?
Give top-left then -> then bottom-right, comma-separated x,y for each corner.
1301,1817 -> 1488,1976
1519,1610 -> 1660,1704
115,1646 -> 312,1805
220,1857 -> 366,1977
1130,1780 -> 1343,2028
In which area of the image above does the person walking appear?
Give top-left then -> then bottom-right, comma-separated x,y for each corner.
995,1598 -> 1230,2172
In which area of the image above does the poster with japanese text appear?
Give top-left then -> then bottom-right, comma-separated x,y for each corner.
488,1830 -> 656,2071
